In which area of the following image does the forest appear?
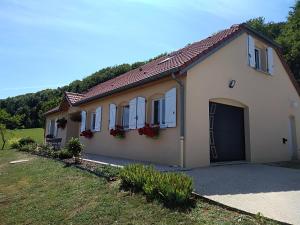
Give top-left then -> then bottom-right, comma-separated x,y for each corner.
0,1 -> 299,129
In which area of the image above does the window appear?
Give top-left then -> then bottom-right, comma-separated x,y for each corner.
90,112 -> 96,131
254,48 -> 261,70
248,35 -> 274,75
49,120 -> 55,136
152,98 -> 166,126
122,105 -> 130,129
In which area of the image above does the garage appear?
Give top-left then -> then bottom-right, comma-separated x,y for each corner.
209,102 -> 245,163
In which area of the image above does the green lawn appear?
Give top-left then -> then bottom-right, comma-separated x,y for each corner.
0,150 -> 279,225
0,128 -> 44,149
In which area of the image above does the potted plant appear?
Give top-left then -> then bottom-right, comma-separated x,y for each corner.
110,125 -> 125,139
80,129 -> 93,139
138,123 -> 160,138
56,118 -> 67,129
66,137 -> 84,164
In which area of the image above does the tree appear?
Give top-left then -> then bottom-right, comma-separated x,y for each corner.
277,1 -> 300,80
0,124 -> 7,150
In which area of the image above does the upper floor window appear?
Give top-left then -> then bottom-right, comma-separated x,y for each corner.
254,48 -> 261,70
248,35 -> 274,75
122,105 -> 130,129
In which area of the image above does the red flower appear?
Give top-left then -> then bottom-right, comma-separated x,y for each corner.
138,124 -> 160,138
80,130 -> 93,138
110,125 -> 125,138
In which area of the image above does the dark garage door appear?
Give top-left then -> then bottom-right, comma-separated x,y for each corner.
209,102 -> 245,163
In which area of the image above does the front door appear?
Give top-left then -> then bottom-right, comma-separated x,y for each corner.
209,102 -> 245,163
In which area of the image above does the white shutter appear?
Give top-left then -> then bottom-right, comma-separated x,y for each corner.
267,47 -> 274,75
129,98 -> 137,129
47,120 -> 51,134
109,104 -> 116,130
136,97 -> 146,128
95,107 -> 102,131
248,35 -> 255,68
80,111 -> 86,132
54,118 -> 58,137
165,88 -> 176,128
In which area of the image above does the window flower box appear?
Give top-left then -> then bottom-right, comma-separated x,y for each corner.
56,117 -> 67,129
138,123 -> 160,138
80,129 -> 93,139
110,125 -> 125,139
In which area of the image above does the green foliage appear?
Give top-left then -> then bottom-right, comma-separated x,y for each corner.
120,164 -> 156,191
18,137 -> 36,146
120,164 -> 193,206
277,1 -> 300,80
58,148 -> 73,159
247,17 -> 285,40
0,124 -> 7,150
66,137 -> 83,157
94,165 -> 120,180
8,138 -> 20,149
19,143 -> 37,152
0,109 -> 22,129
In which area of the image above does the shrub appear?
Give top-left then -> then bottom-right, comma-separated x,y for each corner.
120,164 -> 155,191
8,138 -> 20,149
19,137 -> 35,146
120,164 -> 193,206
19,143 -> 37,152
58,148 -> 73,159
155,172 -> 193,205
94,165 -> 120,180
66,138 -> 83,157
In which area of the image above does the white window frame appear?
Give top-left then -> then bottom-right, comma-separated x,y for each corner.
151,98 -> 166,128
90,112 -> 96,132
122,105 -> 130,130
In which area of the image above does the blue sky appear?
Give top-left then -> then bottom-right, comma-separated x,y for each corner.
0,0 -> 295,99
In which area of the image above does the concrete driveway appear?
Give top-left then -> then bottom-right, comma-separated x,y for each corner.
185,164 -> 300,225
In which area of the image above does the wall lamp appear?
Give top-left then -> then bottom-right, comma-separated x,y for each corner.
229,80 -> 236,88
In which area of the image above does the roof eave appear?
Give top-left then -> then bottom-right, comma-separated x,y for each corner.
74,67 -> 181,106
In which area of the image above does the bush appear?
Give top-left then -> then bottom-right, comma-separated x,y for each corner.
120,164 -> 193,206
66,138 -> 83,157
120,164 -> 155,191
19,137 -> 35,146
19,143 -> 37,152
94,165 -> 120,180
155,172 -> 193,205
58,149 -> 73,159
8,138 -> 20,149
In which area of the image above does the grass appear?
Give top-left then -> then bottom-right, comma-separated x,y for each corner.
0,150 -> 279,225
0,128 -> 44,149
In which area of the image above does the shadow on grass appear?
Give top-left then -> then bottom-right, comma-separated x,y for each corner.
120,183 -> 197,212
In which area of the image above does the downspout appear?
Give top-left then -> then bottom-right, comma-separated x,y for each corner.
171,73 -> 185,168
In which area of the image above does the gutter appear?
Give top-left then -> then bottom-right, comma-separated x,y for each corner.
171,73 -> 185,168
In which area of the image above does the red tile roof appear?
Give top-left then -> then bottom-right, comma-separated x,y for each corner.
76,24 -> 243,104
65,92 -> 85,105
44,106 -> 60,116
46,23 -> 298,115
